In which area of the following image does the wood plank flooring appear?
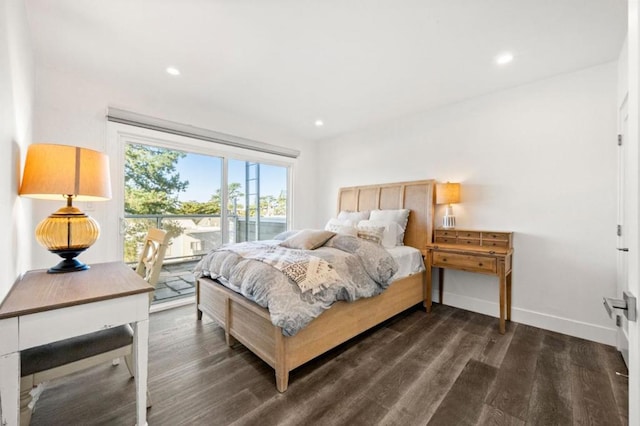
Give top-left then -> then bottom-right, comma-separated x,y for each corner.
30,304 -> 628,426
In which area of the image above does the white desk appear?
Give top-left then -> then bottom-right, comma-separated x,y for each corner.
0,262 -> 153,426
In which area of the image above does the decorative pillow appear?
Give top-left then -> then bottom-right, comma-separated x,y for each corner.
324,218 -> 358,236
356,223 -> 385,245
280,229 -> 336,250
369,209 -> 410,245
358,219 -> 401,248
337,210 -> 370,223
272,230 -> 299,241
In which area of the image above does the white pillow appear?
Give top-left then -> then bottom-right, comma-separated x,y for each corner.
324,218 -> 358,236
369,209 -> 410,245
337,210 -> 370,223
358,219 -> 401,248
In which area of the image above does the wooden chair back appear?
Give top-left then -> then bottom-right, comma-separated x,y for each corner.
135,228 -> 170,288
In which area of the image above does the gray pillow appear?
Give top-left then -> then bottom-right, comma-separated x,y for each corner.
272,230 -> 299,241
280,229 -> 336,250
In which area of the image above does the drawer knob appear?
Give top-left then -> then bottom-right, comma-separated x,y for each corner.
478,263 -> 483,267
442,258 -> 447,262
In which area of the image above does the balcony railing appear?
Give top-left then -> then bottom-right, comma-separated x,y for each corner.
124,213 -> 287,304
124,213 -> 287,262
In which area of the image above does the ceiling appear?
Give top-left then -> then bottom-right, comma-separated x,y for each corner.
24,0 -> 627,141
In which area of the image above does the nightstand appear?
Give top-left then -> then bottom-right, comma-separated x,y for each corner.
426,228 -> 514,334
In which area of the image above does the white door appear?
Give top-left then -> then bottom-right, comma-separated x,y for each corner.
617,99 -> 630,366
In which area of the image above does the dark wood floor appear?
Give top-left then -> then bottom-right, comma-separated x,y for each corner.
30,304 -> 628,426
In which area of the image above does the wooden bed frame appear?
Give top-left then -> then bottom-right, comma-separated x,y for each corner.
196,179 -> 435,392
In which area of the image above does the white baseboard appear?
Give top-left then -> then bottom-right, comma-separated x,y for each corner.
435,291 -> 617,346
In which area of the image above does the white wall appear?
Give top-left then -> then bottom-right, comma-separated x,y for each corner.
31,64 -> 318,268
1,0 -> 33,302
317,63 -> 618,344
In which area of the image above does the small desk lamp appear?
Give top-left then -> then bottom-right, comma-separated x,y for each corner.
19,144 -> 112,273
436,182 -> 460,229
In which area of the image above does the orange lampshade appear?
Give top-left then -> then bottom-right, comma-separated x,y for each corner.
20,144 -> 112,201
20,143 -> 112,273
436,182 -> 460,205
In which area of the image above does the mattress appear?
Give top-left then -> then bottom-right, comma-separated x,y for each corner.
388,245 -> 425,280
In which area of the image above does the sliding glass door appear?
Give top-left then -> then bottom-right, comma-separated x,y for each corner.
121,139 -> 291,305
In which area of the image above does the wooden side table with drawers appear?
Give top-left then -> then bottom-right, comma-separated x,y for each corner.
426,228 -> 514,334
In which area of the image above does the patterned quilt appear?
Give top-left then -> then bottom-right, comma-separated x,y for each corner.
218,241 -> 342,295
194,234 -> 398,336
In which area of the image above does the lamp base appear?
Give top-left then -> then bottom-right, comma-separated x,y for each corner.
442,215 -> 456,229
48,250 -> 90,274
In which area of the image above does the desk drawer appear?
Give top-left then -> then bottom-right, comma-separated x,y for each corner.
483,240 -> 509,248
458,230 -> 481,239
483,232 -> 510,241
457,238 -> 481,246
435,236 -> 457,244
435,229 -> 457,238
19,295 -> 148,349
432,252 -> 497,273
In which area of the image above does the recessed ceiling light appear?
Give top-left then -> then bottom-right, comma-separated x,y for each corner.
166,67 -> 181,76
495,52 -> 514,66
315,119 -> 324,127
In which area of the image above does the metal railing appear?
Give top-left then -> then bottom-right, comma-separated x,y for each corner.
123,213 -> 287,263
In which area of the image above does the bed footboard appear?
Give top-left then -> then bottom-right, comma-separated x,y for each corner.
196,270 -> 427,392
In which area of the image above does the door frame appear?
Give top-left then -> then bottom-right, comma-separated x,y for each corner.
617,96 -> 630,366
626,1 -> 639,424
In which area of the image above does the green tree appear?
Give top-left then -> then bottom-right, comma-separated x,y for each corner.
124,144 -> 189,262
124,144 -> 188,214
260,195 -> 276,216
275,190 -> 287,216
177,200 -> 219,215
211,182 -> 245,216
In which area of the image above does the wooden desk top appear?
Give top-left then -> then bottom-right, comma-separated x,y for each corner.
0,262 -> 153,319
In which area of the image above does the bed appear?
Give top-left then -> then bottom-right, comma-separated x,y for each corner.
195,179 -> 435,392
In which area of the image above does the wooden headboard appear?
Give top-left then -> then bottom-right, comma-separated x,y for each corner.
337,179 -> 435,255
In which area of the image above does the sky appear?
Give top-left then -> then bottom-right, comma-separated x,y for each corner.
175,152 -> 288,202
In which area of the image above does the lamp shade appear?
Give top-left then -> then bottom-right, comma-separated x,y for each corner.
436,182 -> 460,205
19,144 -> 112,201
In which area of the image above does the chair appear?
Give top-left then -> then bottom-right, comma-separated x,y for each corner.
19,228 -> 170,425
